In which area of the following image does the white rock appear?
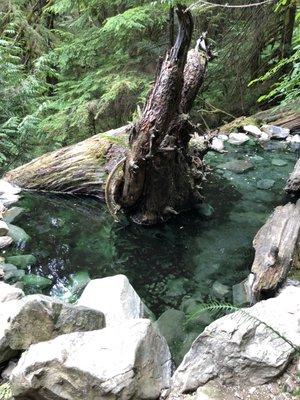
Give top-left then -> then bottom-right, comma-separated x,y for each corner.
0,194 -> 20,207
243,124 -> 262,138
0,221 -> 9,236
0,236 -> 13,249
172,286 -> 300,393
291,134 -> 300,143
11,319 -> 172,400
0,180 -> 21,195
0,294 -> 105,364
211,137 -> 224,152
228,132 -> 249,145
258,131 -> 270,142
218,134 -> 228,141
0,282 -> 24,303
78,274 -> 147,326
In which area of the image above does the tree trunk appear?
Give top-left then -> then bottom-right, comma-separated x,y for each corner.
116,5 -> 207,224
4,125 -> 131,198
4,4 -> 210,225
249,200 -> 300,302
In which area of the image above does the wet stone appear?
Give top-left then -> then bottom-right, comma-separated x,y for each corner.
217,160 -> 254,174
257,179 -> 275,190
271,158 -> 287,167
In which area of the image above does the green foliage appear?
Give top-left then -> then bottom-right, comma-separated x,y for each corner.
249,0 -> 300,105
0,0 -> 298,167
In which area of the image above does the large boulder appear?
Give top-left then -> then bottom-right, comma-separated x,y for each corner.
171,286 -> 300,394
11,319 -> 172,400
0,294 -> 105,363
0,282 -> 24,303
78,274 -> 148,325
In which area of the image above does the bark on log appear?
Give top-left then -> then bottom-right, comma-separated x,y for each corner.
118,5 -> 209,224
250,199 -> 300,302
285,158 -> 300,196
4,125 -> 131,198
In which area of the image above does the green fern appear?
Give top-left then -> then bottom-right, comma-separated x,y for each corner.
187,300 -> 300,353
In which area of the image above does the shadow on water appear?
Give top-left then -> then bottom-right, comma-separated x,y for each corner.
3,142 -> 298,364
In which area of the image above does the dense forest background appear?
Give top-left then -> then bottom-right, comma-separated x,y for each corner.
0,0 -> 299,169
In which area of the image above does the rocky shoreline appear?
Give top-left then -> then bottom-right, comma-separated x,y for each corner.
0,127 -> 300,399
0,274 -> 299,399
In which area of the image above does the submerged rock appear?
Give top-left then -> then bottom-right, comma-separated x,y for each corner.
171,286 -> 300,393
195,203 -> 214,218
6,254 -> 36,269
217,159 -> 254,174
155,308 -> 186,365
212,281 -> 230,299
257,179 -> 275,190
1,264 -> 25,283
22,274 -> 52,289
228,132 -> 249,145
7,224 -> 30,246
262,125 -> 290,139
0,282 -> 24,303
78,274 -> 147,326
11,319 -> 171,400
0,294 -> 105,364
271,158 -> 288,167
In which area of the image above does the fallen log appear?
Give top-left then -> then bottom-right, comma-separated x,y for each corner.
4,125 -> 131,198
285,158 -> 300,196
250,199 -> 300,302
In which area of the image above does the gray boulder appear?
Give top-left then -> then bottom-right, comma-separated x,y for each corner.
78,274 -> 147,326
172,286 -> 300,393
262,125 -> 290,139
0,294 -> 105,363
11,319 -> 171,400
0,282 -> 24,303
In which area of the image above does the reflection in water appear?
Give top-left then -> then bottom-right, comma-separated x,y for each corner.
3,143 -> 298,363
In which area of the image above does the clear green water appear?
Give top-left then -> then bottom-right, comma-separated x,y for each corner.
3,142 -> 298,363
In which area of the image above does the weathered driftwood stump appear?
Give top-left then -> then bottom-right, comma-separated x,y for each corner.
4,5 -> 211,225
285,158 -> 300,196
250,199 -> 300,302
